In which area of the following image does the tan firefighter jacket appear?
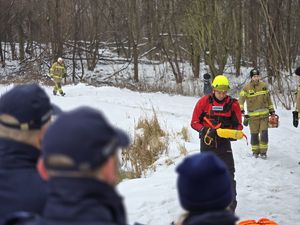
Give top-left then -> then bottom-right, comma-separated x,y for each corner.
239,80 -> 274,118
297,85 -> 300,112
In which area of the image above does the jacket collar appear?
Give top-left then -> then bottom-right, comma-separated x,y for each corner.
212,94 -> 229,104
183,210 -> 238,225
43,177 -> 127,224
0,137 -> 40,169
250,80 -> 260,87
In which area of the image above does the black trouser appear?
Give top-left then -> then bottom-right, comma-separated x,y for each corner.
200,136 -> 237,212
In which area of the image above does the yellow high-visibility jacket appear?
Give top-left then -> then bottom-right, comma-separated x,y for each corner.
239,81 -> 274,118
50,62 -> 66,80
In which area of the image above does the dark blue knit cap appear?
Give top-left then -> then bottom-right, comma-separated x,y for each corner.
176,152 -> 233,212
0,84 -> 60,130
42,106 -> 130,172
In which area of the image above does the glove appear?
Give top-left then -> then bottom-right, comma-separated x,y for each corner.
293,111 -> 298,128
198,112 -> 207,123
63,73 -> 67,78
243,115 -> 249,127
200,126 -> 208,136
206,128 -> 217,139
241,110 -> 245,115
199,126 -> 208,138
201,127 -> 217,138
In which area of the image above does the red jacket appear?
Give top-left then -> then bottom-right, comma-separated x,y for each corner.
191,94 -> 243,132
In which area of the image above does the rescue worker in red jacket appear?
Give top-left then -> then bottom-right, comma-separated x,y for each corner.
191,75 -> 243,212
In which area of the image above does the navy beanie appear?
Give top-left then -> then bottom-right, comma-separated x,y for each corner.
176,152 -> 233,212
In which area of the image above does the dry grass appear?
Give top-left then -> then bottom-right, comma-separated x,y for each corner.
179,126 -> 189,141
178,143 -> 188,156
165,158 -> 175,166
117,169 -> 137,182
121,110 -> 168,179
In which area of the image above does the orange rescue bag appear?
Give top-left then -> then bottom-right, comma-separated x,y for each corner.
238,218 -> 278,225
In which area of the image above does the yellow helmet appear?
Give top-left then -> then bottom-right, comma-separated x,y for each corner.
212,75 -> 230,91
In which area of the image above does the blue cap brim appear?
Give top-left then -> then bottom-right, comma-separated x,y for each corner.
115,128 -> 130,148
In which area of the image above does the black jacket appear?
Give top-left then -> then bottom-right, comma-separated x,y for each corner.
17,177 -> 127,225
0,138 -> 46,224
183,210 -> 238,225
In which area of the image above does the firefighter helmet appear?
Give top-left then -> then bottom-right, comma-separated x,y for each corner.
250,68 -> 260,78
57,57 -> 63,63
212,75 -> 230,91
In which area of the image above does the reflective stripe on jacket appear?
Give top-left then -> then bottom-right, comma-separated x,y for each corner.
296,85 -> 300,112
239,80 -> 274,118
50,62 -> 66,79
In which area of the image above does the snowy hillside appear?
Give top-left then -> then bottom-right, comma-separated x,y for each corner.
0,83 -> 299,225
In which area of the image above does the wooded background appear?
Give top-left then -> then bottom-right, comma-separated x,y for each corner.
0,0 -> 300,87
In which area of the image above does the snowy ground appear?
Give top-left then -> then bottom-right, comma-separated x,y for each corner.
0,83 -> 299,225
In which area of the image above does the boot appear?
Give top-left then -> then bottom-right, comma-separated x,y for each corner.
53,90 -> 57,96
253,152 -> 259,158
293,111 -> 298,128
60,92 -> 65,96
260,153 -> 267,159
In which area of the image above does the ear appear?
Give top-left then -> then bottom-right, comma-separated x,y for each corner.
96,155 -> 118,186
37,158 -> 49,181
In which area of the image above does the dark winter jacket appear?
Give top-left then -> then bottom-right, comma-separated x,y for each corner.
182,210 -> 238,225
0,138 -> 47,224
14,177 -> 127,225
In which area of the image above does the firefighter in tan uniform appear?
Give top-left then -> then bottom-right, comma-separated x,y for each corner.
239,69 -> 275,158
50,57 -> 67,96
293,67 -> 300,127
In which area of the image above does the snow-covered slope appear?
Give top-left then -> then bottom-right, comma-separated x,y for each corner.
0,83 -> 299,225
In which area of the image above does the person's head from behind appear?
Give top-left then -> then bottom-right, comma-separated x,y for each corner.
0,84 -> 59,149
57,57 -> 64,64
212,75 -> 230,101
176,152 -> 233,213
250,68 -> 260,83
38,106 -> 130,186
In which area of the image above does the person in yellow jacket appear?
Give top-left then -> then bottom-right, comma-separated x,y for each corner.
293,67 -> 300,127
239,69 -> 275,159
49,57 -> 67,96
